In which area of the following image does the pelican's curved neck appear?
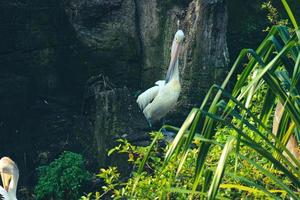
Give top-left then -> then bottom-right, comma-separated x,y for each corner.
8,171 -> 18,199
171,60 -> 180,81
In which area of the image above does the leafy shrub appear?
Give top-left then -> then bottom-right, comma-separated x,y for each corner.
261,0 -> 288,30
81,133 -> 195,199
35,151 -> 91,200
82,128 -> 290,199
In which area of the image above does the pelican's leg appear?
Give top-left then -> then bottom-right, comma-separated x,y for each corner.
162,117 -> 166,126
161,127 -> 175,143
146,118 -> 152,128
161,118 -> 175,140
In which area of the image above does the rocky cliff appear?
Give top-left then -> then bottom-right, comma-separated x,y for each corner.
63,0 -> 229,123
0,0 -> 268,197
0,1 -> 88,194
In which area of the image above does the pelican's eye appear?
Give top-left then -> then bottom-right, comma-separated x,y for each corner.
1,167 -> 12,174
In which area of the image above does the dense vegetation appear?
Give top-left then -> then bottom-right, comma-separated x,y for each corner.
81,0 -> 300,199
35,152 -> 91,200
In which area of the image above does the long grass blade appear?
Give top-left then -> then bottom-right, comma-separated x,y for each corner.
164,108 -> 198,165
207,137 -> 236,200
281,0 -> 299,31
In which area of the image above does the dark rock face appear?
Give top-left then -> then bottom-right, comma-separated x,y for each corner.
62,0 -> 229,118
0,0 -> 231,195
132,0 -> 229,123
81,75 -> 148,170
136,0 -> 164,87
180,0 -> 229,115
63,0 -> 142,89
0,0 -> 87,191
0,75 -> 30,154
78,0 -> 228,166
0,0 -> 229,162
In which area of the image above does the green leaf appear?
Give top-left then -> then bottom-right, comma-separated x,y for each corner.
207,137 -> 236,200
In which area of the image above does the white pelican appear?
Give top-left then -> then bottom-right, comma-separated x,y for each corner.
0,157 -> 19,200
137,30 -> 185,126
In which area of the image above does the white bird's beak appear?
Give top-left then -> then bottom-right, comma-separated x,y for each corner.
165,41 -> 181,83
1,172 -> 11,191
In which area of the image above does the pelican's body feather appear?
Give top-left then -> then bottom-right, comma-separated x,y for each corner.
136,80 -> 166,111
0,186 -> 9,200
137,85 -> 159,111
143,79 -> 181,123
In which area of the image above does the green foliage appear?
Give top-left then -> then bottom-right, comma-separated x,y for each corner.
156,0 -> 300,198
82,129 -> 285,199
262,0 -> 288,31
35,151 -> 91,200
81,133 -> 200,199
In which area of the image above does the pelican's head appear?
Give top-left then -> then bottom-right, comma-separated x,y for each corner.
0,157 -> 19,192
174,30 -> 185,44
165,30 -> 185,83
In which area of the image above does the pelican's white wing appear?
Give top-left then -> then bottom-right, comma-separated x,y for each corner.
0,186 -> 8,200
137,85 -> 160,111
155,80 -> 165,86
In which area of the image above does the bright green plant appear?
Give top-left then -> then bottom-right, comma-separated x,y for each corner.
158,0 -> 300,198
135,0 -> 300,198
82,129 -> 282,199
35,151 -> 91,200
82,133 -> 209,199
262,0 -> 289,32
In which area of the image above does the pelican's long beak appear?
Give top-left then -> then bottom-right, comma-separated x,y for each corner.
1,172 -> 11,191
165,41 -> 181,83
